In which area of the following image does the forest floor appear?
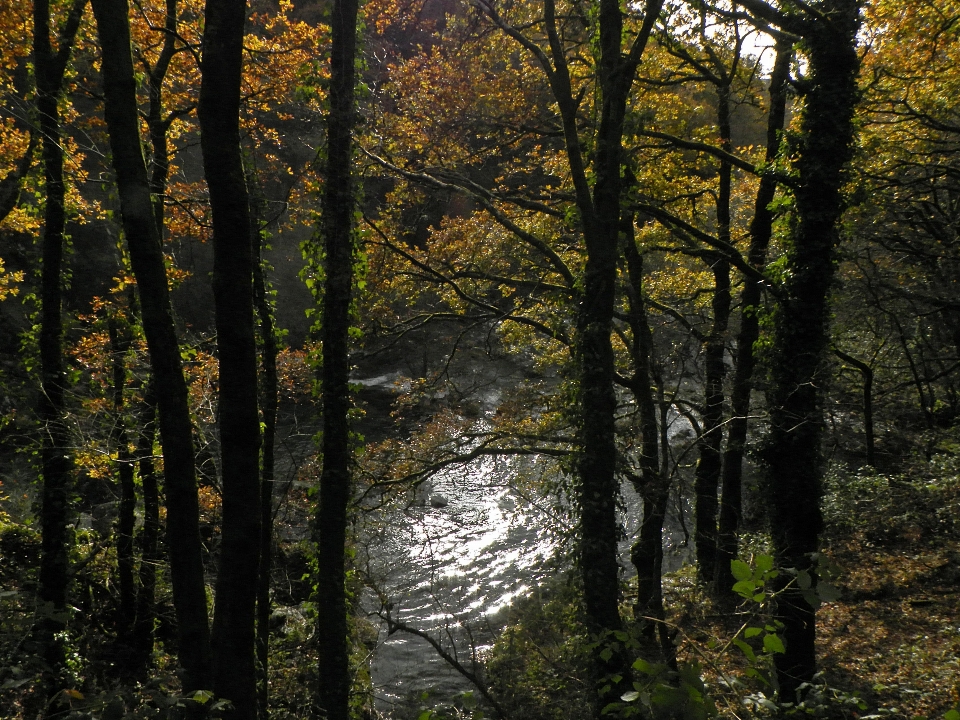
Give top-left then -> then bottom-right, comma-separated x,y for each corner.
662,471 -> 960,719
817,537 -> 960,718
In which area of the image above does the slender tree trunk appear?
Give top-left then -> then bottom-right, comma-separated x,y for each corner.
146,0 -> 178,235
482,0 -> 660,710
621,211 -> 668,642
90,0 -> 212,692
133,383 -> 160,667
198,0 -> 262,714
560,0 -> 663,709
756,1 -> 860,698
33,0 -> 86,700
252,195 -> 279,719
694,80 -> 733,585
715,40 -> 791,599
314,0 -> 360,715
108,316 -> 137,643
833,348 -> 875,466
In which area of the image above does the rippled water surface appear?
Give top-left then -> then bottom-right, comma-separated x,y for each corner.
349,368 -> 696,717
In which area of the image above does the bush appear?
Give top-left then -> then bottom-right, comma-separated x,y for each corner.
485,575 -> 594,720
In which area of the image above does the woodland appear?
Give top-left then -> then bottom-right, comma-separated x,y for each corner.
0,0 -> 959,718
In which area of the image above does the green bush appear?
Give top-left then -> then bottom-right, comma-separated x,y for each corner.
485,575 -> 594,720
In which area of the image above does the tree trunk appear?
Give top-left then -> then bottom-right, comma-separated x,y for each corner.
198,0 -> 263,714
833,348 -> 875,466
694,79 -> 733,585
621,209 -> 669,657
33,0 -> 86,700
90,0 -> 212,692
314,0 -> 359,715
108,315 -> 137,644
133,383 -> 160,668
546,0 -> 663,709
715,39 -> 791,600
252,194 -> 279,719
748,0 -> 861,698
146,0 -> 179,235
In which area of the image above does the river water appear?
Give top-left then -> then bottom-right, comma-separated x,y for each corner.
354,374 -> 695,718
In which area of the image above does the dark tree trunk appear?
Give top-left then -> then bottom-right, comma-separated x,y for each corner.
147,0 -> 177,235
252,196 -> 279,719
694,80 -> 733,586
833,348 -> 875,466
146,0 -> 178,235
133,384 -> 160,667
198,0 -> 263,715
621,211 -> 668,645
90,0 -> 212,692
525,0 -> 663,710
32,0 -> 86,696
314,0 -> 359,716
108,316 -> 137,643
740,0 -> 861,698
714,39 -> 791,600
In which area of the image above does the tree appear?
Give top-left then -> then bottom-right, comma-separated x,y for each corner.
32,0 -> 87,701
90,0 -> 213,693
715,36 -> 792,599
468,0 -> 664,708
739,0 -> 861,698
199,0 -> 263,714
313,0 -> 360,715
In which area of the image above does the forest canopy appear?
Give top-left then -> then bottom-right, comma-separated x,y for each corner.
1,0 -> 959,718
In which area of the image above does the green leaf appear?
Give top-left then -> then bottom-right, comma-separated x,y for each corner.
632,658 -> 664,676
621,691 -> 641,702
752,592 -> 767,603
731,559 -> 753,581
818,582 -> 842,602
732,580 -> 756,598
734,638 -> 757,663
945,709 -> 959,720
744,627 -> 763,639
192,690 -> 214,705
755,554 -> 775,573
763,634 -> 786,654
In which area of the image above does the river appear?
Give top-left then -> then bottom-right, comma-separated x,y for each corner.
353,372 -> 695,718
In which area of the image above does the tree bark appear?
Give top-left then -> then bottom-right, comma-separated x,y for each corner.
314,0 -> 359,715
108,315 -> 137,644
198,0 -> 263,714
694,79 -> 733,586
715,39 -> 791,600
90,0 -> 212,692
146,0 -> 179,235
252,194 -> 279,719
833,348 -> 875,466
33,0 -> 86,698
535,0 -> 663,709
621,207 -> 666,634
133,383 -> 160,668
751,0 -> 861,698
